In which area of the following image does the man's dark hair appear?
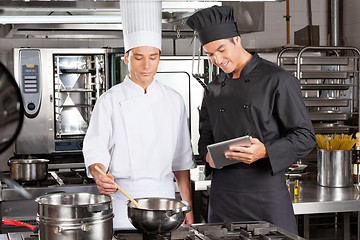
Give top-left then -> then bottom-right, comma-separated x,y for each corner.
228,37 -> 236,45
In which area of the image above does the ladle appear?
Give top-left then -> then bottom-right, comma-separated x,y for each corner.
94,166 -> 143,209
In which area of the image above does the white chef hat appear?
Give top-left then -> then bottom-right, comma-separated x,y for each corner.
120,0 -> 162,52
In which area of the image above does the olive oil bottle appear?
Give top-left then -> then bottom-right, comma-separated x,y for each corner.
294,179 -> 300,197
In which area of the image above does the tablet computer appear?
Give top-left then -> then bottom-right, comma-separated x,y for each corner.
207,135 -> 251,168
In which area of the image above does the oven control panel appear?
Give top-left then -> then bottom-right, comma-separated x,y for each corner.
19,49 -> 41,118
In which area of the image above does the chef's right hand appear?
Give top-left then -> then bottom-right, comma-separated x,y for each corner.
90,164 -> 118,195
95,172 -> 118,195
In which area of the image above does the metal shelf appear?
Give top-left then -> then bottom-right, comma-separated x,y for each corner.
300,84 -> 351,90
304,98 -> 349,107
277,46 -> 360,135
300,71 -> 349,79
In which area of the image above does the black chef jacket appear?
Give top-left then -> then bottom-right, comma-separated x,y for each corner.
198,53 -> 316,233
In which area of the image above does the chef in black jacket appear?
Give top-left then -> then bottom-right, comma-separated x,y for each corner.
186,5 -> 316,234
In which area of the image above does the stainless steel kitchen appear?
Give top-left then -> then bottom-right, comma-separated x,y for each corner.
0,0 -> 359,239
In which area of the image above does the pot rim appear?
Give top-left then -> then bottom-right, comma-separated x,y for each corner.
127,197 -> 189,211
35,192 -> 112,206
9,159 -> 49,164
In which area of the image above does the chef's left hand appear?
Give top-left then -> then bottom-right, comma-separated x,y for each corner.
224,136 -> 268,164
184,211 -> 194,225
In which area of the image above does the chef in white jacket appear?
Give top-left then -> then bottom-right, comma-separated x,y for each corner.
83,0 -> 196,230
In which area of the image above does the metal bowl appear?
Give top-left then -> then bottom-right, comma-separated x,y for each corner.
127,198 -> 191,235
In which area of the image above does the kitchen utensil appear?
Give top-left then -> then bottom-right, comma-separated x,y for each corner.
2,220 -> 38,233
94,165 -> 142,208
127,197 -> 191,235
36,192 -> 113,240
318,149 -> 353,187
49,171 -> 65,186
8,158 -> 49,182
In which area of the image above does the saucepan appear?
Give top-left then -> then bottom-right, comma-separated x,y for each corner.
127,197 -> 191,235
8,158 -> 49,182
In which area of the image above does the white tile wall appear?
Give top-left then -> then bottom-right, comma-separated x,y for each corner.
239,0 -> 328,49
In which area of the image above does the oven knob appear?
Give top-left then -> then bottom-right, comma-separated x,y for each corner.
27,102 -> 36,111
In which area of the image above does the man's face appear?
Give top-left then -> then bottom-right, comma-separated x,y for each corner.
203,37 -> 241,75
124,46 -> 160,86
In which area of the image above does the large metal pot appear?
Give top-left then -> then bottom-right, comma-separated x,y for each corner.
127,198 -> 191,235
317,149 -> 353,187
8,159 -> 49,182
36,192 -> 114,240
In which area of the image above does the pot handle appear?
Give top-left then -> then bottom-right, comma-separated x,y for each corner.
2,220 -> 38,233
165,205 -> 192,218
58,225 -> 91,233
88,204 -> 111,212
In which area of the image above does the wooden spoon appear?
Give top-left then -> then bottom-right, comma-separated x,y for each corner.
94,166 -> 143,209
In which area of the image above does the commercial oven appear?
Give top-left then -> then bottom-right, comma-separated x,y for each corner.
13,48 -> 109,155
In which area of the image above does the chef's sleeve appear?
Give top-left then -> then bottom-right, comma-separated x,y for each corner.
198,92 -> 215,176
264,72 -> 316,175
172,99 -> 196,171
83,97 -> 113,178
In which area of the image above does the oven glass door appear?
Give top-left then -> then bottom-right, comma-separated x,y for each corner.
54,54 -> 106,139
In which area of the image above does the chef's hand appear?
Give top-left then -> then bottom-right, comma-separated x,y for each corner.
224,136 -> 268,164
205,152 -> 216,168
90,164 -> 118,195
184,211 -> 194,225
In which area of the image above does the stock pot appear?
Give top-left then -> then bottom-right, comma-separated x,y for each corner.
8,159 -> 49,182
36,192 -> 114,240
127,197 -> 191,235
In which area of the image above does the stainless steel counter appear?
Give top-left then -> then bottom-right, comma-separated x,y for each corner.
290,180 -> 360,215
192,177 -> 360,214
191,176 -> 360,239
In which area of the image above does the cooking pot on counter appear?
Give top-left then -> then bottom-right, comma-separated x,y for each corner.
36,192 -> 114,240
8,159 -> 49,182
127,197 -> 191,235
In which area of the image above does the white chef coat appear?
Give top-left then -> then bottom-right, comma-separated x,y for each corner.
83,75 -> 195,230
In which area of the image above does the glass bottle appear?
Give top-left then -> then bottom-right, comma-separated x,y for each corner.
286,179 -> 290,191
354,132 -> 360,183
294,179 -> 300,197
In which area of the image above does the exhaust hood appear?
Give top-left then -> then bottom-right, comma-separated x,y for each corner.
0,0 -> 285,39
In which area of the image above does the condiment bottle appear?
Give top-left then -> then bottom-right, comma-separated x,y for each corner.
286,179 -> 290,191
354,132 -> 360,183
294,179 -> 300,197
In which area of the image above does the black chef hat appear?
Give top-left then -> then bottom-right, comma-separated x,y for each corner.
186,5 -> 239,46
